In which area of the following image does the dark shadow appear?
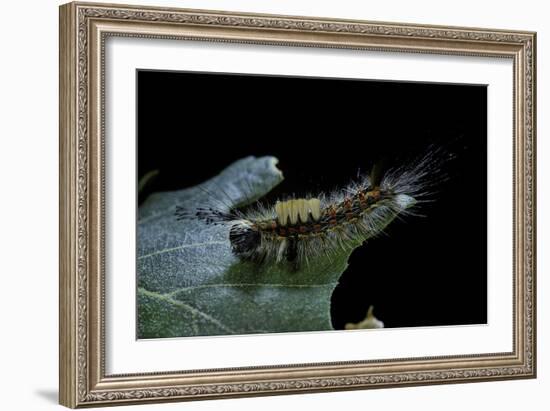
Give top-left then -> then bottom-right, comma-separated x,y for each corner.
35,389 -> 58,404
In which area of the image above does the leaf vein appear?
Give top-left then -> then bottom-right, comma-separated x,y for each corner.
138,241 -> 226,260
139,288 -> 234,333
167,282 -> 337,297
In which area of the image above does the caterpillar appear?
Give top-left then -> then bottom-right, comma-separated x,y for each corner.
176,148 -> 449,270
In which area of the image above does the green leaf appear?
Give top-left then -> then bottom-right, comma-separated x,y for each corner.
137,156 -> 413,338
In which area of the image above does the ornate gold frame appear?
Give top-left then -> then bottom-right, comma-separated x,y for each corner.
59,2 -> 536,408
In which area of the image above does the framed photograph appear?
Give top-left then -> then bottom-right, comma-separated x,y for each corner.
59,2 -> 536,408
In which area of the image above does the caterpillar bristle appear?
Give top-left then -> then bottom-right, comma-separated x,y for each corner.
176,148 -> 450,269
174,206 -> 191,221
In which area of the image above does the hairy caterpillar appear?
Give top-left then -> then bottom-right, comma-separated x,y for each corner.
176,149 -> 449,269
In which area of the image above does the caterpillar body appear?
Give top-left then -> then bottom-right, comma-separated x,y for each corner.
176,150 -> 448,270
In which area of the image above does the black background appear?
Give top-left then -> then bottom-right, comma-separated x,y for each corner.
137,70 -> 487,330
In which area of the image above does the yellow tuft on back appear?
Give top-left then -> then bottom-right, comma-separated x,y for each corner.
275,198 -> 321,226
